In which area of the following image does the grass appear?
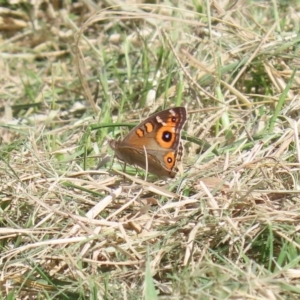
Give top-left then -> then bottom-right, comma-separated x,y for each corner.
1,0 -> 300,299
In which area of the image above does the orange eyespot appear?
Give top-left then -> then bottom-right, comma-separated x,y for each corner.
164,152 -> 175,169
156,126 -> 176,148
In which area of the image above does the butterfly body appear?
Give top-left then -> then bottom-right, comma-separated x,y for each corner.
110,107 -> 187,178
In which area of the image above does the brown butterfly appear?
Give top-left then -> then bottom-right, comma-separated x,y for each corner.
110,107 -> 187,178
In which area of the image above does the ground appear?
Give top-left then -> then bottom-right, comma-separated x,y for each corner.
1,1 -> 300,299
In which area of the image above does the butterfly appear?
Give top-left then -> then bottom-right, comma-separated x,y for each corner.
110,107 -> 187,178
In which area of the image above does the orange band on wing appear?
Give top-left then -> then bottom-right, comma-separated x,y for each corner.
136,122 -> 154,138
144,122 -> 154,133
136,128 -> 144,137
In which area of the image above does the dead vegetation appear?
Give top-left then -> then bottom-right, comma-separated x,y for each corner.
1,0 -> 300,299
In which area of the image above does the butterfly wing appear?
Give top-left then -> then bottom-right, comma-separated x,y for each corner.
111,107 -> 187,177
